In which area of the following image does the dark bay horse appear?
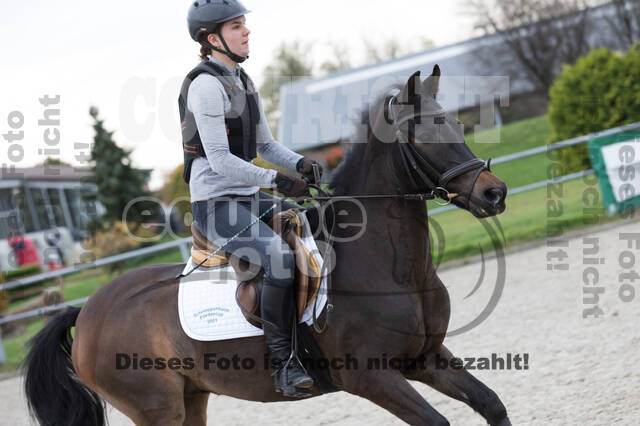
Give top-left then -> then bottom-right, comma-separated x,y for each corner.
24,66 -> 511,426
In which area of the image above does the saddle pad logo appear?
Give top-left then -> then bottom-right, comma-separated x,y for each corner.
193,307 -> 230,324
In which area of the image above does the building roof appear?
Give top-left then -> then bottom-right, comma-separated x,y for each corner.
1,166 -> 92,183
277,2 -> 619,150
277,32 -> 522,150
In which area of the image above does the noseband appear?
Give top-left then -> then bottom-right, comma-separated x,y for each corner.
385,93 -> 491,206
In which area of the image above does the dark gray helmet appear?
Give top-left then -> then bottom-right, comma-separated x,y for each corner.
187,0 -> 250,42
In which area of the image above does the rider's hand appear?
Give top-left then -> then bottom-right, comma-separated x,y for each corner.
296,157 -> 323,184
275,172 -> 310,198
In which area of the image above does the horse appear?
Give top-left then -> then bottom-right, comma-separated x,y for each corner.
23,66 -> 511,426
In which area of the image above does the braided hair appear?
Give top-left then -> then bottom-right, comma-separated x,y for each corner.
199,44 -> 212,61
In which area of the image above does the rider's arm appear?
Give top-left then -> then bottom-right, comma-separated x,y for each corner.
188,74 -> 277,188
255,93 -> 304,172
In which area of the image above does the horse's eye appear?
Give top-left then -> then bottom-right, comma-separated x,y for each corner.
434,116 -> 445,125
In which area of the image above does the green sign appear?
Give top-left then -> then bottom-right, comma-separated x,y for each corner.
588,131 -> 640,215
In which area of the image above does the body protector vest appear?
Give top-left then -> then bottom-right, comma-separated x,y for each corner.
179,61 -> 260,183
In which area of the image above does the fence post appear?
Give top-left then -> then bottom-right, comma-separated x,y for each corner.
179,241 -> 190,262
0,328 -> 6,364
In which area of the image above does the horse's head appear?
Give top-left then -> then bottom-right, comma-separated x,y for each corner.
373,66 -> 507,218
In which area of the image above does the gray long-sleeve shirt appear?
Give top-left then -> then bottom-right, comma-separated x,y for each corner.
188,57 -> 303,201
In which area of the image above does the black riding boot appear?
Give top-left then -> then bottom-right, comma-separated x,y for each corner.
260,280 -> 314,398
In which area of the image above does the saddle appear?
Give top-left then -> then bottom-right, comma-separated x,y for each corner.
190,209 -> 322,328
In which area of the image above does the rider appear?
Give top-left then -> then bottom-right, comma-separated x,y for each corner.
182,0 -> 323,397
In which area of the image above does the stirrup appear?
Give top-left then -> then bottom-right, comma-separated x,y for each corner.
275,383 -> 312,398
271,354 -> 313,385
273,369 -> 313,398
272,352 -> 314,397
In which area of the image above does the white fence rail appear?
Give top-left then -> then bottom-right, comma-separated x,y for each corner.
0,238 -> 191,293
1,120 -> 640,364
430,120 -> 640,215
0,238 -> 191,364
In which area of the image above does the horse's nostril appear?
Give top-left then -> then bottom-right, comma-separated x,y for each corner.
484,187 -> 504,206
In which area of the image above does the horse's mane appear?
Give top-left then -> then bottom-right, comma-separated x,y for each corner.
329,85 -> 404,196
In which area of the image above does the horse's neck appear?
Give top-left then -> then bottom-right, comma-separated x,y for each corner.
332,155 -> 431,289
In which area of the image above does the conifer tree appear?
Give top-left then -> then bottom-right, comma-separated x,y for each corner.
87,106 -> 155,230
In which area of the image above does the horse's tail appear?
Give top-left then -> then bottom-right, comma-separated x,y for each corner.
23,307 -> 106,426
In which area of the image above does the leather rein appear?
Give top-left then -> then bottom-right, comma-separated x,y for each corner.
179,91 -> 493,335
306,91 -> 492,333
386,92 -> 492,208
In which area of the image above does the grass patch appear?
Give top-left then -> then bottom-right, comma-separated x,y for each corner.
0,115 -> 626,373
62,271 -> 112,301
465,114 -> 551,158
0,319 -> 43,374
57,247 -> 183,302
466,115 -> 553,191
424,113 -> 629,264
431,176 -> 632,264
427,115 -> 553,210
0,247 -> 184,373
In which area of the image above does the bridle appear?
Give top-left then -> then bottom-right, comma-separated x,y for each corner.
306,93 -> 493,207
385,92 -> 492,207
307,91 -> 493,333
178,90 -> 495,337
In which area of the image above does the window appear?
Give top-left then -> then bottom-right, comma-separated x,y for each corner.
65,188 -> 85,228
47,188 -> 67,227
11,188 -> 34,233
0,189 -> 14,239
30,188 -> 53,229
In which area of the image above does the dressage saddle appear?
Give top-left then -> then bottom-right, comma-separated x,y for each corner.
190,209 -> 322,327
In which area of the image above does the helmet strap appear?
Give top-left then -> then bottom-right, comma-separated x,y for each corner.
201,31 -> 248,64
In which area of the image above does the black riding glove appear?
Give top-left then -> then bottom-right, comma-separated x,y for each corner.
275,172 -> 310,198
296,157 -> 323,184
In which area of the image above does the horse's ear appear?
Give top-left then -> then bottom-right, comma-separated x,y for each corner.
399,70 -> 421,102
423,64 -> 441,98
408,70 -> 421,97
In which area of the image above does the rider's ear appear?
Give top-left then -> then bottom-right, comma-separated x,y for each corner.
207,33 -> 220,47
423,64 -> 441,99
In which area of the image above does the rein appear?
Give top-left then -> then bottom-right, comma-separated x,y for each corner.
177,91 -> 493,334
385,93 -> 492,207
175,200 -> 287,280
306,92 -> 492,332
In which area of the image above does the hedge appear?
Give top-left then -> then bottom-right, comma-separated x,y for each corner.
548,44 -> 640,174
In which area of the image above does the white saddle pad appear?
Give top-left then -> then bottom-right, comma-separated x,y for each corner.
178,211 -> 328,341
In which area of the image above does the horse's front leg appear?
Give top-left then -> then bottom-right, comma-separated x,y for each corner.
341,370 -> 450,426
405,345 -> 511,426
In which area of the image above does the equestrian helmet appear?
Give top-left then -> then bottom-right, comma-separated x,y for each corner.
187,0 -> 250,42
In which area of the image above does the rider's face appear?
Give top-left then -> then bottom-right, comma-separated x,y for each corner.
216,16 -> 250,58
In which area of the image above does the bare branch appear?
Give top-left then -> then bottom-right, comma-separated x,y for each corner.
604,0 -> 640,48
465,0 -> 598,94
